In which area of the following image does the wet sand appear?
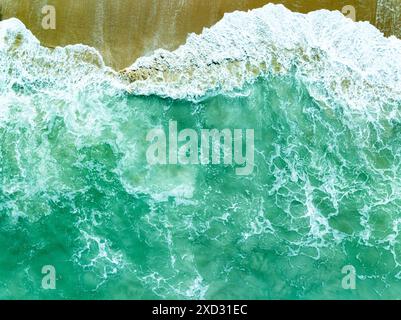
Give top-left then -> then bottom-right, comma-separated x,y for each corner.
376,0 -> 401,38
0,0 -> 398,69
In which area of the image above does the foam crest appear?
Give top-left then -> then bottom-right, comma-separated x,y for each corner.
123,4 -> 401,110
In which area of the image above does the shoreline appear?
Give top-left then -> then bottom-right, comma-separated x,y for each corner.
1,0 -> 399,69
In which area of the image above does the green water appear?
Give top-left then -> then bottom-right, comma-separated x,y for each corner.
2,72 -> 401,299
1,12 -> 401,299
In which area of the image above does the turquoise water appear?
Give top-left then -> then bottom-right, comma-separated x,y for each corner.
1,6 -> 401,299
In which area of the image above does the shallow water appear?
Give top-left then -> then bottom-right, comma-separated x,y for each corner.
0,4 -> 401,299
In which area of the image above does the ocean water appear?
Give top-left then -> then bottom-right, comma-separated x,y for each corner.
1,4 -> 401,299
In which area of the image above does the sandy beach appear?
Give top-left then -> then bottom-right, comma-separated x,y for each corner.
1,0 -> 398,69
1,0 -> 401,300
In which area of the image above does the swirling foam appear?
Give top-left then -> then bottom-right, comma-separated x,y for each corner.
2,4 -> 401,299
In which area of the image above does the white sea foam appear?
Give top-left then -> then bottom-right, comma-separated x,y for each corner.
2,4 -> 400,111
123,4 -> 401,110
0,17 -> 121,95
2,5 -> 401,297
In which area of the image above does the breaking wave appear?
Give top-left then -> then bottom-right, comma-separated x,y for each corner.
123,4 -> 401,109
1,4 -> 401,299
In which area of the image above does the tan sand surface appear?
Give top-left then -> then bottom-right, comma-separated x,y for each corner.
0,0 -> 398,69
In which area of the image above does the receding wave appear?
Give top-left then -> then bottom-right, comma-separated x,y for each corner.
1,4 -> 401,299
123,4 -> 401,109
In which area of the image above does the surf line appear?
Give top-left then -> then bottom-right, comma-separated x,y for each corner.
146,120 -> 255,176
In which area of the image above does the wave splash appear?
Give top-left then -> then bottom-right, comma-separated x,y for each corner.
1,4 -> 401,299
123,4 -> 401,109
